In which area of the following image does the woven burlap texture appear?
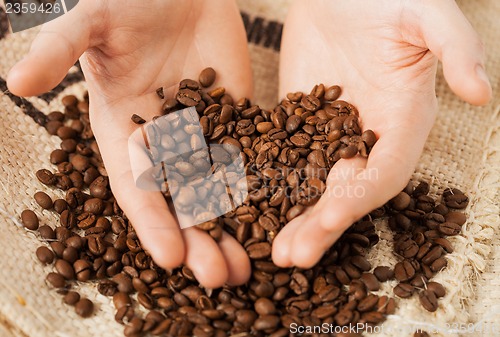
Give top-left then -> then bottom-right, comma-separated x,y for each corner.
0,0 -> 498,336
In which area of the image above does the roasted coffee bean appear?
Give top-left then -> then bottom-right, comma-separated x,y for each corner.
36,246 -> 54,264
62,247 -> 79,263
247,242 -> 271,259
199,67 -> 216,87
21,210 -> 39,230
34,191 -> 53,209
430,257 -> 447,272
177,88 -> 201,106
339,145 -> 358,159
53,199 -> 69,214
75,298 -> 94,318
414,331 -> 430,337
361,273 -> 380,291
113,292 -> 132,309
324,85 -> 341,101
419,290 -> 438,312
46,272 -> 66,288
131,114 -> 146,124
50,149 -> 69,164
254,315 -> 280,331
36,169 -> 56,185
422,246 -> 443,265
433,237 -> 454,253
391,192 -> 411,210
445,211 -> 466,225
63,291 -> 80,305
438,222 -> 461,236
74,259 -> 92,281
427,282 -> 446,298
358,294 -> 379,312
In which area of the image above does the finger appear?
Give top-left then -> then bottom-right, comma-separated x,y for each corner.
7,1 -> 98,96
217,232 -> 251,286
94,117 -> 186,269
271,209 -> 310,268
290,124 -> 428,268
183,228 -> 229,288
419,0 -> 492,105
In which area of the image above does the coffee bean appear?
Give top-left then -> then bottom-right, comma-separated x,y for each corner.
199,67 -> 216,87
290,272 -> 309,295
373,266 -> 394,282
433,237 -> 454,253
75,298 -> 94,318
177,88 -> 202,107
131,114 -> 146,124
36,246 -> 54,264
324,85 -> 341,101
445,211 -> 466,225
46,272 -> 66,288
63,291 -> 80,306
21,210 -> 39,230
419,289 -> 438,312
422,246 -> 443,265
360,273 -> 380,291
414,331 -> 430,337
339,145 -> 358,159
393,283 -> 415,298
39,225 -> 56,240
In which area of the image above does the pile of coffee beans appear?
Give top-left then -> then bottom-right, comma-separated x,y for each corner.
19,67 -> 469,337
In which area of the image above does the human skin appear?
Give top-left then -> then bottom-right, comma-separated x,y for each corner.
7,0 -> 253,288
272,0 -> 492,268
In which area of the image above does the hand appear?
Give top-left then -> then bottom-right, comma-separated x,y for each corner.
273,0 -> 492,268
8,0 -> 253,288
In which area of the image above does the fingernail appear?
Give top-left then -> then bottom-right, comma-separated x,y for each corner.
475,64 -> 491,87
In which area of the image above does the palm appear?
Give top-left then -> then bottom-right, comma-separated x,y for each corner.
273,0 -> 490,268
9,0 -> 253,287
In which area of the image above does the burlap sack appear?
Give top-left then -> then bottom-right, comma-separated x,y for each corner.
0,0 -> 498,336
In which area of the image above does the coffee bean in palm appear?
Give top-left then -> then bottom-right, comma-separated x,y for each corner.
414,332 -> 430,337
50,149 -> 69,164
177,88 -> 201,106
75,298 -> 94,318
393,283 -> 414,298
339,145 -> 358,159
21,210 -> 39,230
199,67 -> 216,87
33,191 -> 53,210
38,225 -> 56,240
131,114 -> 146,125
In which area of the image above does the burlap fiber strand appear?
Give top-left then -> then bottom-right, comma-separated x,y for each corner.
0,0 -> 498,336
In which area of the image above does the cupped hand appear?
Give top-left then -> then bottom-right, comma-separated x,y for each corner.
273,0 -> 492,268
8,0 -> 253,288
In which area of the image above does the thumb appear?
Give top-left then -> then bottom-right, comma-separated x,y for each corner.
7,1 -> 98,96
420,0 -> 492,106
